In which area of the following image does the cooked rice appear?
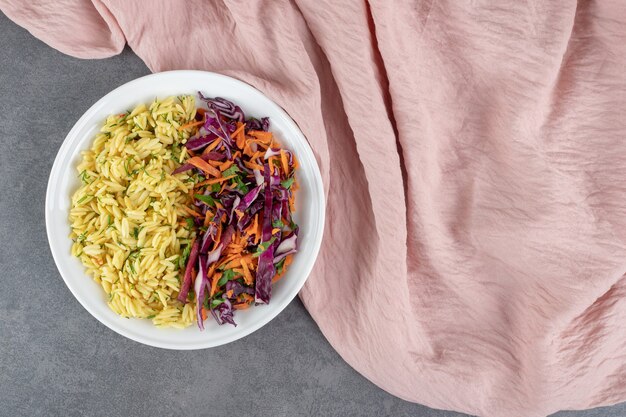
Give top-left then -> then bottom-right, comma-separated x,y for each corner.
69,95 -> 199,328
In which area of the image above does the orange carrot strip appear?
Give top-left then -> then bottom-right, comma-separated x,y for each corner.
284,254 -> 294,267
182,205 -> 202,218
232,122 -> 246,149
195,175 -> 236,187
251,151 -> 265,161
230,122 -> 245,139
248,130 -> 273,143
241,259 -> 253,285
245,214 -> 258,236
187,156 -> 221,177
267,157 -> 276,175
212,225 -> 222,251
201,307 -> 208,321
203,211 -> 212,228
289,193 -> 295,213
243,160 -> 265,171
242,141 -> 253,157
178,119 -> 204,131
210,272 -> 222,297
280,149 -> 289,176
218,160 -> 234,172
234,303 -> 251,310
202,137 -> 222,154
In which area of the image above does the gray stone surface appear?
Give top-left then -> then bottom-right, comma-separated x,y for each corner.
0,12 -> 624,417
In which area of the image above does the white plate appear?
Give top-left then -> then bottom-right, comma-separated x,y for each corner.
46,70 -> 325,349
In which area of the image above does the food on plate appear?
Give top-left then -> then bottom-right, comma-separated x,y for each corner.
69,94 -> 298,329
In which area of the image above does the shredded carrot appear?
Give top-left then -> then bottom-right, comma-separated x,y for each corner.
243,160 -> 265,171
221,257 -> 243,270
271,228 -> 281,235
210,272 -> 222,297
182,205 -> 201,218
212,225 -> 222,251
289,190 -> 296,213
202,137 -> 221,154
248,130 -> 273,143
245,214 -> 258,236
241,259 -> 253,285
203,211 -> 212,228
195,175 -> 236,188
280,149 -> 289,176
217,254 -> 238,269
178,119 -> 204,131
268,157 -> 277,175
242,141 -> 253,157
201,307 -> 208,321
284,254 -> 294,267
272,273 -> 284,283
208,160 -> 222,168
232,122 -> 246,149
224,244 -> 243,255
187,156 -> 221,177
249,139 -> 270,149
218,160 -> 234,172
234,303 -> 251,310
230,122 -> 245,138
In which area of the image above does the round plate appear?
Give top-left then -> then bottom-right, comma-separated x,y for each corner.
46,70 -> 325,349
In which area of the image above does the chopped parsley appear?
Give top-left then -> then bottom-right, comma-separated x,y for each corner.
222,165 -> 240,178
195,194 -> 216,207
281,177 -> 295,189
252,237 -> 276,258
78,170 -> 92,184
217,269 -> 237,286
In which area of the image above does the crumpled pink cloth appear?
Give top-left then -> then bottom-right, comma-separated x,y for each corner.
5,1 -> 626,416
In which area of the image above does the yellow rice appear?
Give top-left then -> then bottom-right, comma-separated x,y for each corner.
69,95 -> 200,328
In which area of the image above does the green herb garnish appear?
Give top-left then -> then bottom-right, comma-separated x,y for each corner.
275,258 -> 287,275
77,194 -> 94,205
195,194 -> 216,207
218,269 -> 237,286
281,177 -> 295,189
222,165 -> 240,177
78,170 -> 92,184
210,298 -> 225,309
252,237 -> 276,258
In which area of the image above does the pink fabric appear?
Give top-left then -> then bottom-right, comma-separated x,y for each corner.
4,1 -> 626,415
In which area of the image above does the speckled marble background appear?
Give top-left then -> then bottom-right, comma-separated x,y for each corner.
1,12 -> 624,417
